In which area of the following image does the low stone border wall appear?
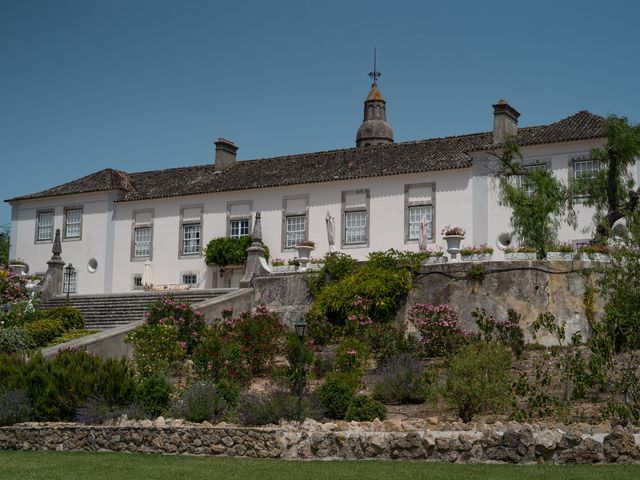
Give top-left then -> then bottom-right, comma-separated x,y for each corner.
2,419 -> 640,464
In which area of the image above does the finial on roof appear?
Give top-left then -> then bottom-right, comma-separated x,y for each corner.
51,229 -> 62,260
368,47 -> 381,85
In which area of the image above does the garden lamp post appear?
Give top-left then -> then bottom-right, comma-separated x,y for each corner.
64,263 -> 75,304
294,318 -> 308,419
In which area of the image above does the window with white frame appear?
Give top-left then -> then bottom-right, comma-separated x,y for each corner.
230,218 -> 250,239
182,223 -> 201,255
345,211 -> 367,244
227,201 -> 252,240
182,273 -> 198,285
282,196 -> 308,249
520,163 -> 550,197
180,206 -> 203,257
36,210 -> 54,242
573,158 -> 600,180
134,227 -> 151,257
64,208 -> 82,239
405,183 -> 435,242
342,189 -> 369,247
285,215 -> 306,248
131,210 -> 153,260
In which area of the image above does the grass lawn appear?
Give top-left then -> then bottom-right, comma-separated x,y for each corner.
1,451 -> 639,480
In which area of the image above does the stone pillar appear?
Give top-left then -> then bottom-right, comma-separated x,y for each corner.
240,213 -> 271,288
40,229 -> 65,301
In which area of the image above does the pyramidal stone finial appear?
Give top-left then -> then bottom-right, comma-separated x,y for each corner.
252,212 -> 262,242
51,229 -> 62,260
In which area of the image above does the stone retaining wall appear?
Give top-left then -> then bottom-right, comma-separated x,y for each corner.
2,420 -> 639,464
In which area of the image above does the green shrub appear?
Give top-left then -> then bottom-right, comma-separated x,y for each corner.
305,252 -> 359,297
472,308 -> 526,358
372,354 -> 428,404
74,395 -> 121,425
237,389 -> 322,425
443,342 -> 513,422
215,378 -> 241,408
316,373 -> 358,420
42,306 -> 84,330
134,371 -> 173,417
192,327 -> 249,384
344,394 -> 387,422
0,326 -> 33,353
24,318 -> 65,347
366,249 -> 428,274
48,328 -> 98,346
172,383 -> 228,423
273,331 -> 316,394
204,236 -> 270,268
0,301 -> 43,328
365,321 -> 421,367
0,389 -> 33,426
127,323 -> 185,377
334,337 -> 370,375
305,311 -> 337,347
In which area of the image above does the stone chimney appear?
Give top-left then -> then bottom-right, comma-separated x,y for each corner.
492,100 -> 520,145
214,138 -> 238,171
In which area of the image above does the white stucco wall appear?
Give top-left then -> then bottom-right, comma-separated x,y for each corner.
10,136 -> 635,295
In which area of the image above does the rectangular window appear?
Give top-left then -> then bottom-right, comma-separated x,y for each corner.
405,183 -> 435,243
230,218 -> 250,239
342,189 -> 369,248
345,211 -> 368,245
134,227 -> 151,258
182,273 -> 198,285
285,215 -> 306,248
408,205 -> 433,240
64,208 -> 82,239
36,211 -> 54,241
520,163 -> 550,197
182,223 -> 201,255
281,195 -> 309,249
573,159 -> 600,179
62,270 -> 77,294
133,274 -> 143,290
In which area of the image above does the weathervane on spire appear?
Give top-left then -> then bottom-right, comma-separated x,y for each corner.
368,47 -> 381,85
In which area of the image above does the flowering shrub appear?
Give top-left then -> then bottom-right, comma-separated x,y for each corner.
344,296 -> 373,336
409,303 -> 465,358
145,297 -> 206,354
423,248 -> 444,258
578,243 -> 610,254
0,266 -> 27,306
460,244 -> 494,256
504,246 -> 538,253
335,337 -> 370,374
472,308 -> 526,358
192,326 -> 249,385
270,258 -> 286,266
219,305 -> 286,375
442,226 -> 465,236
127,323 -> 185,377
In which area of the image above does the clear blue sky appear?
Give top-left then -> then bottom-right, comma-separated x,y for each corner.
1,0 -> 639,228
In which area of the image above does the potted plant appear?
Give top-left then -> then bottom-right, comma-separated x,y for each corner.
442,226 -> 465,261
422,248 -> 447,265
295,240 -> 315,271
578,243 -> 611,262
460,244 -> 494,262
8,259 -> 29,276
546,243 -> 576,261
270,257 -> 292,273
504,246 -> 538,261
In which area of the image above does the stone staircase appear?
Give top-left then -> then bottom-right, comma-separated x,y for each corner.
41,289 -> 235,330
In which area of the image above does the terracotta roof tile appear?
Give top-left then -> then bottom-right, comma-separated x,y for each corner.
7,111 -> 605,203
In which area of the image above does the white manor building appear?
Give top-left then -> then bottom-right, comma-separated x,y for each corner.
6,82 -> 633,295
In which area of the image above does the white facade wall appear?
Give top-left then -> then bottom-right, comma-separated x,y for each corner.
10,137 -> 637,295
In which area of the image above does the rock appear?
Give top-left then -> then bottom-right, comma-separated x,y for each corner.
559,437 -> 603,464
603,426 -> 640,463
153,417 -> 166,427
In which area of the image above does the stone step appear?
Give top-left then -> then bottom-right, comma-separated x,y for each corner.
40,289 -> 234,330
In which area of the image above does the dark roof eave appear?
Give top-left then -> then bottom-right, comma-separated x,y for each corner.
5,187 -> 126,203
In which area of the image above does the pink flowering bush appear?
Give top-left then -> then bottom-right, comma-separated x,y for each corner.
0,266 -> 28,306
145,297 -> 206,354
218,305 -> 286,375
335,337 -> 370,375
409,303 -> 466,358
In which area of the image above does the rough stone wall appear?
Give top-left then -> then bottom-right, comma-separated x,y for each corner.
252,273 -> 311,327
1,420 -> 639,464
403,261 -> 604,344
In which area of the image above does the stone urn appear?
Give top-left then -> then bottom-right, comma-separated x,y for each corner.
295,245 -> 315,272
443,235 -> 464,261
8,262 -> 28,276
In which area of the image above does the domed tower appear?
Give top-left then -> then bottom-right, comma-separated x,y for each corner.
356,52 -> 394,148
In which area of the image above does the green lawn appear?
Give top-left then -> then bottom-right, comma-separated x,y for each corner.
1,451 -> 639,480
